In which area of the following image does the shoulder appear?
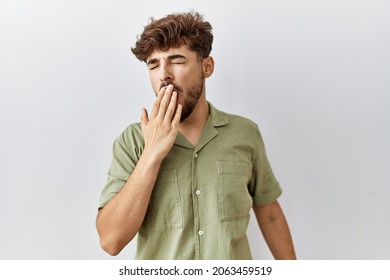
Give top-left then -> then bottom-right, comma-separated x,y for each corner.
115,122 -> 144,148
226,112 -> 264,143
227,112 -> 258,129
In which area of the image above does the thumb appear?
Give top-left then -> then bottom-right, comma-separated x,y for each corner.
141,108 -> 148,130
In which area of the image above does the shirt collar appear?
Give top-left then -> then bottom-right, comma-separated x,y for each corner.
208,102 -> 229,127
174,102 -> 229,149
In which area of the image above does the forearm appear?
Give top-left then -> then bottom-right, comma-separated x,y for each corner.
96,150 -> 162,255
258,212 -> 296,259
254,201 -> 296,260
97,85 -> 181,256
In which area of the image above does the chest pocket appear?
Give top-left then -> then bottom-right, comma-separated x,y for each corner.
217,162 -> 253,221
145,169 -> 183,230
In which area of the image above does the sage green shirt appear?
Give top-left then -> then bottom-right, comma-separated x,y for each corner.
99,103 -> 282,259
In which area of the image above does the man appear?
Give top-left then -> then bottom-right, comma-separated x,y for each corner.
96,12 -> 296,260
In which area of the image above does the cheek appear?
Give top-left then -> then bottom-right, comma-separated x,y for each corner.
149,75 -> 160,94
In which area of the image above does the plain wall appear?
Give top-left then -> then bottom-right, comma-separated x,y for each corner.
1,0 -> 389,259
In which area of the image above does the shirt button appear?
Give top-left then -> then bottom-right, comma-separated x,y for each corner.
198,230 -> 204,236
195,190 -> 201,196
194,153 -> 198,158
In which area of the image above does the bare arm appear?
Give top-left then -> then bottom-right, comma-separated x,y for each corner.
96,85 -> 182,256
253,200 -> 296,260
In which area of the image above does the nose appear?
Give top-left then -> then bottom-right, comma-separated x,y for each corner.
159,61 -> 173,85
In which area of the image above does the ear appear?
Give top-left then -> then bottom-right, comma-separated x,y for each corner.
202,56 -> 214,78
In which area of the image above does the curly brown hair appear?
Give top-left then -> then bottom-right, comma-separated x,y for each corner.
131,12 -> 213,62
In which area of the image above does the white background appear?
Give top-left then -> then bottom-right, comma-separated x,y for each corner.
1,0 -> 389,259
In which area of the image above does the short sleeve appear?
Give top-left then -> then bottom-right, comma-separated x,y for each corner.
249,126 -> 282,206
98,123 -> 144,209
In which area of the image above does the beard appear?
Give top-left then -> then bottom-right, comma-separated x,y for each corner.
179,78 -> 203,122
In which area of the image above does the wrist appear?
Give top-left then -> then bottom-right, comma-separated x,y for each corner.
140,147 -> 164,169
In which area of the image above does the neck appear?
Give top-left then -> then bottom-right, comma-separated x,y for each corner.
178,95 -> 209,146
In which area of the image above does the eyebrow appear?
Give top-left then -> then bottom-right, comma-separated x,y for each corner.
147,54 -> 187,66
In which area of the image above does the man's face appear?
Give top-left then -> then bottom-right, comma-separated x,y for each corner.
146,45 -> 204,122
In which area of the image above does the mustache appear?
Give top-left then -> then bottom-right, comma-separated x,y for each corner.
160,81 -> 182,92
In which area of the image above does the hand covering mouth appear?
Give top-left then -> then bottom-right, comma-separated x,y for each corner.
160,81 -> 181,93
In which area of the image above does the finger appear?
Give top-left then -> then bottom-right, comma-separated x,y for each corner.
164,91 -> 178,123
171,104 -> 182,129
157,84 -> 174,119
140,108 -> 148,130
150,87 -> 165,118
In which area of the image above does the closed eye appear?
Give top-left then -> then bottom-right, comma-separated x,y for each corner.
149,65 -> 158,70
147,58 -> 159,70
168,54 -> 187,65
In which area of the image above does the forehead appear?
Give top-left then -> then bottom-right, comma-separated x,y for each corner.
146,45 -> 197,62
